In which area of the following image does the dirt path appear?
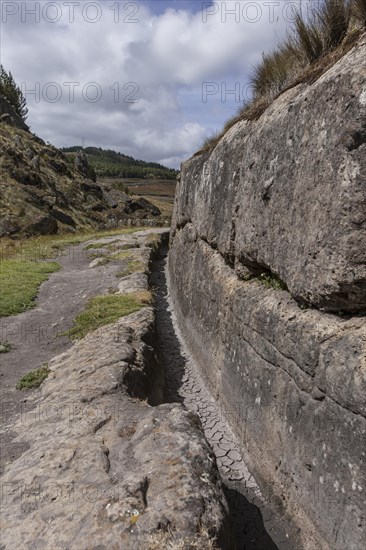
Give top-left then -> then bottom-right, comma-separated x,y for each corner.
0,239 -> 127,473
150,246 -> 302,550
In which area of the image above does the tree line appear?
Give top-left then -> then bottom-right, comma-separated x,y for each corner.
0,65 -> 28,121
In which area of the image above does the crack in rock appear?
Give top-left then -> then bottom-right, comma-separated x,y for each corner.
151,247 -> 300,550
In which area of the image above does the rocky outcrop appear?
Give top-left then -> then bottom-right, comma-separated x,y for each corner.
169,35 -> 366,550
0,124 -> 165,236
0,231 -> 231,549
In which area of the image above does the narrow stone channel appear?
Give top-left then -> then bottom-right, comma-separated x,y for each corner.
150,245 -> 301,550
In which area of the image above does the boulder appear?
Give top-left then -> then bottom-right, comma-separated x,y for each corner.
0,96 -> 29,131
124,198 -> 161,217
80,181 -> 104,200
51,208 -> 76,227
0,216 -> 20,237
26,214 -> 58,235
0,113 -> 15,126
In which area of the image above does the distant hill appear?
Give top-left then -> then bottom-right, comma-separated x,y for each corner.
62,146 -> 178,180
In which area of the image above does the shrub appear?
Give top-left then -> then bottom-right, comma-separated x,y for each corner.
251,0 -> 355,100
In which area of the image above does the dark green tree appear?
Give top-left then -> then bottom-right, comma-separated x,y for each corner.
0,65 -> 28,121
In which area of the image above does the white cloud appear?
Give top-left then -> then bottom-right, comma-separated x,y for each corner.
1,1 -> 293,167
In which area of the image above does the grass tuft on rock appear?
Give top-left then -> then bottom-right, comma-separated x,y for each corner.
0,260 -> 60,317
16,364 -> 50,390
199,0 -> 365,153
65,291 -> 152,340
117,259 -> 146,278
257,272 -> 287,291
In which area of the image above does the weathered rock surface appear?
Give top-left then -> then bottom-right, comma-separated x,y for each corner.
173,35 -> 366,313
0,231 -> 231,549
169,35 -> 366,550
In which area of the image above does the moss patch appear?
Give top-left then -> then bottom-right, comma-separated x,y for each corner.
65,291 -> 152,340
0,341 -> 11,353
16,364 -> 50,390
0,260 -> 60,316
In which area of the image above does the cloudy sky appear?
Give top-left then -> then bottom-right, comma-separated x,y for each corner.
1,1 -> 302,167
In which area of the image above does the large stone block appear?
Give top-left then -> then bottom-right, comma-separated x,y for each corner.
172,35 -> 366,313
169,226 -> 366,550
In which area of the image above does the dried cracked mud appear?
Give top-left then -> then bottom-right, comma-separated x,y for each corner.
150,246 -> 302,550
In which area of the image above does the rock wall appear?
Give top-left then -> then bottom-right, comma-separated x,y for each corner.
169,35 -> 366,550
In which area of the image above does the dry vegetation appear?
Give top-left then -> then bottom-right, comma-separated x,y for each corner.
200,0 -> 366,154
146,526 -> 220,550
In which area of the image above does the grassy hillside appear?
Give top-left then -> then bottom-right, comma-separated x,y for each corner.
0,124 -> 110,237
62,146 -> 178,180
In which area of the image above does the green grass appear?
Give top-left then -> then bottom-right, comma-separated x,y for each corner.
16,364 -> 50,390
0,227 -> 148,263
240,270 -> 287,290
0,228 -> 157,317
112,250 -> 135,261
117,259 -> 146,278
85,240 -> 140,250
85,240 -> 139,251
0,228 -> 153,317
89,246 -> 147,273
0,341 -> 11,353
257,272 -> 287,291
65,291 -> 152,340
0,260 -> 60,316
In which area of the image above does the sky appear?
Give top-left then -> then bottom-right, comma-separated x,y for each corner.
0,1 -> 303,167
